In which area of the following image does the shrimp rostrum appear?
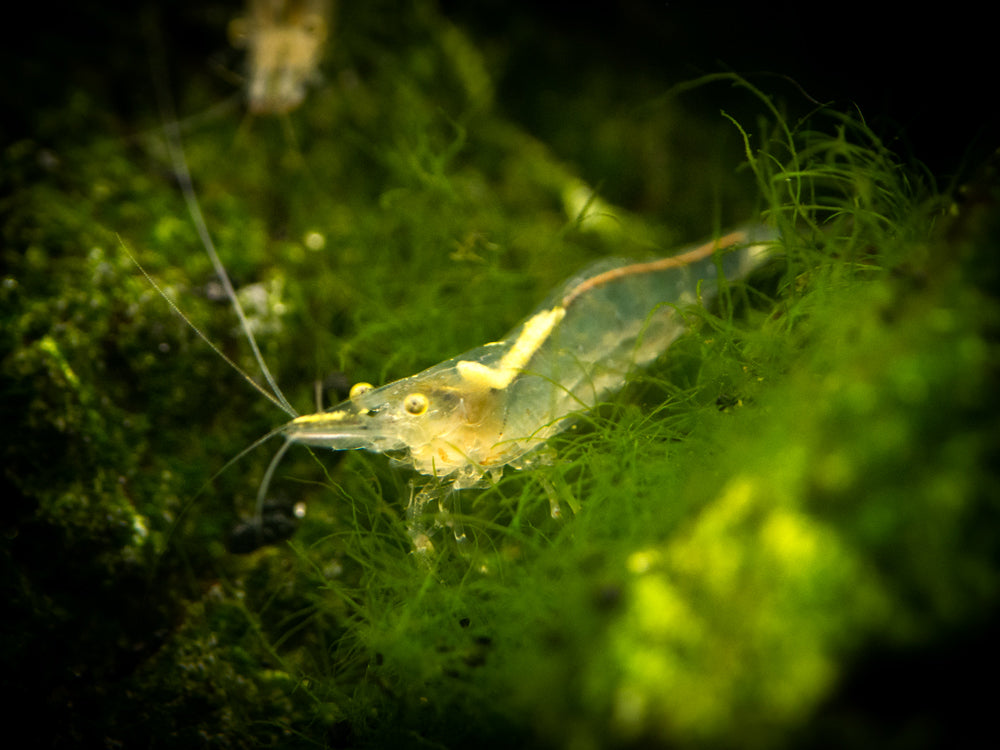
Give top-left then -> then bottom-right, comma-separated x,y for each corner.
280,226 -> 778,546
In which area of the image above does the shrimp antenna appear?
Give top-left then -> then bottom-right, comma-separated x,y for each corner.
145,15 -> 298,419
119,237 -> 297,418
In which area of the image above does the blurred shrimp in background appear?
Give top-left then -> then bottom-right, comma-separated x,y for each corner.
229,0 -> 333,113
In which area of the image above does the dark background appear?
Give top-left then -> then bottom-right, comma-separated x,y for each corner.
441,0 -> 995,181
1,1 -> 995,181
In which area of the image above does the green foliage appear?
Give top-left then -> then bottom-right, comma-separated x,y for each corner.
3,3 -> 996,749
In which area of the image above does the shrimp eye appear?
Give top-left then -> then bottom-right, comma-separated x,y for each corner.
349,382 -> 373,400
403,392 -> 429,416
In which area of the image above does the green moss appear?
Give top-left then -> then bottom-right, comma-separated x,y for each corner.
3,3 -> 996,748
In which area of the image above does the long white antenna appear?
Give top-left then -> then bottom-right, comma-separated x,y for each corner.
120,237 -> 298,418
147,22 -> 298,419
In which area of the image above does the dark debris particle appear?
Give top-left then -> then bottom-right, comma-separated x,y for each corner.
227,500 -> 300,553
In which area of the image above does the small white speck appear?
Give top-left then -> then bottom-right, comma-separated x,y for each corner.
304,231 -> 326,251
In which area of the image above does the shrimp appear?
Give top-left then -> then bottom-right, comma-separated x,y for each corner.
282,226 -> 778,549
143,27 -> 777,552
229,0 -> 333,114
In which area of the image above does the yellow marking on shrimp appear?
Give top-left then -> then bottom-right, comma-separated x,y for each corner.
291,410 -> 349,425
456,306 -> 567,390
452,229 -> 754,394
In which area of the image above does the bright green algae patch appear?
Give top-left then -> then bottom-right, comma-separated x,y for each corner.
3,3 -> 998,748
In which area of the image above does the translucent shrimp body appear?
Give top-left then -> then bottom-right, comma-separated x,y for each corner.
284,226 -> 777,491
